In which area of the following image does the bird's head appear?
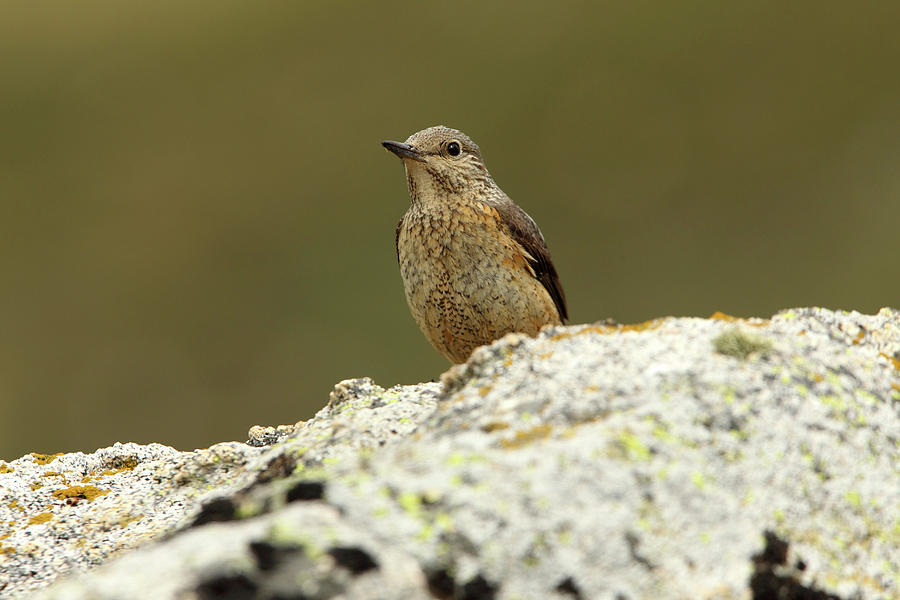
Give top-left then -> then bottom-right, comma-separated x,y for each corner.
382,126 -> 494,201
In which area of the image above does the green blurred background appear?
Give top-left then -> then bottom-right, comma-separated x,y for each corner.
1,1 -> 898,460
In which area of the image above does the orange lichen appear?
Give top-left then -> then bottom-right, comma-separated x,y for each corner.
80,459 -> 140,483
879,352 -> 900,372
481,421 -> 510,433
31,453 -> 64,465
27,513 -> 52,525
710,312 -> 767,327
52,486 -> 109,502
551,319 -> 665,342
617,319 -> 666,333
500,425 -> 553,449
118,514 -> 144,527
710,311 -> 740,322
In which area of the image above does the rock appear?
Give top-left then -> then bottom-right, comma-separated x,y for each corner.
1,308 -> 898,599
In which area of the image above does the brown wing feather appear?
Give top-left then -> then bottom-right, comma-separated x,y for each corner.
494,201 -> 568,322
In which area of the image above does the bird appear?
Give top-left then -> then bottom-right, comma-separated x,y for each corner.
382,125 -> 567,363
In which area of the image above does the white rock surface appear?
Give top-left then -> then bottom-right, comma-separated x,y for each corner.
1,308 -> 898,599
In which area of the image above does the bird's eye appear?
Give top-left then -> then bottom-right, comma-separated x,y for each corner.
446,141 -> 461,157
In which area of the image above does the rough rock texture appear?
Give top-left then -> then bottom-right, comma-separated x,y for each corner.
1,308 -> 898,600
0,380 -> 438,598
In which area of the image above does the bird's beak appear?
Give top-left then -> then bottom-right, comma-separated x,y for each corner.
382,140 -> 426,162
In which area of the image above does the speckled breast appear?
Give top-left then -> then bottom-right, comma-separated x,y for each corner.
397,200 -> 561,363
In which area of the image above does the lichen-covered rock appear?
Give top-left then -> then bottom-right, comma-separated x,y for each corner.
2,308 -> 898,599
0,381 -> 438,598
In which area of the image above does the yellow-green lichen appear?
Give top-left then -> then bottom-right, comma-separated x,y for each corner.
0,463 -> 13,474
690,471 -> 708,491
266,526 -> 324,561
820,395 -> 846,411
417,524 -> 434,541
434,512 -> 453,532
845,491 -> 862,508
713,328 -> 773,359
719,385 -> 737,404
235,501 -> 263,520
650,423 -> 676,444
398,492 -> 423,518
618,432 -> 651,461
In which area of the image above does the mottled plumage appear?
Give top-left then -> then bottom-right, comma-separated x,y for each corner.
383,126 -> 566,363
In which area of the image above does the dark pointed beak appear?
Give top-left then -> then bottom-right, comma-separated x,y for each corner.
382,140 -> 426,162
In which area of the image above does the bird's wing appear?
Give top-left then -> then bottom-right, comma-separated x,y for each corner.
495,201 -> 568,322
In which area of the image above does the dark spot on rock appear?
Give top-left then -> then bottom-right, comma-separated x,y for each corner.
327,546 -> 378,574
286,480 -> 325,502
624,531 -> 655,570
756,531 -> 789,565
195,573 -> 257,600
192,497 -> 237,527
426,567 -> 455,598
256,454 -> 297,485
249,541 -> 300,572
461,574 -> 498,600
750,531 -> 841,600
555,576 -> 583,599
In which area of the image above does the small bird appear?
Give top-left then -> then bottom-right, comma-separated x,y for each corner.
382,126 -> 567,363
